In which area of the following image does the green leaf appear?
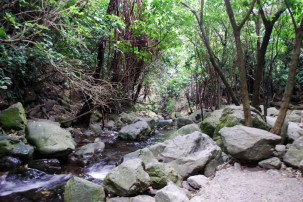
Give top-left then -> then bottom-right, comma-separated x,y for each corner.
0,27 -> 7,38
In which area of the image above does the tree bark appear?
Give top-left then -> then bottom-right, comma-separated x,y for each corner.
224,0 -> 256,127
271,17 -> 303,135
252,0 -> 285,110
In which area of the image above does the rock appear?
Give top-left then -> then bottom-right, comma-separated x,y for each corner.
149,131 -> 222,178
266,116 -> 288,143
187,175 -> 208,189
64,177 -> 105,202
0,156 -> 21,171
118,121 -> 151,140
258,157 -> 282,169
133,117 -> 156,129
189,109 -> 210,122
234,162 -> 242,170
203,151 -> 223,177
288,110 -> 302,123
89,124 -> 102,132
264,107 -> 279,117
106,120 -> 115,128
155,182 -> 189,202
157,119 -> 173,128
266,169 -> 280,176
26,120 -> 75,157
287,122 -> 303,142
75,142 -> 105,156
177,117 -> 194,128
170,124 -> 201,139
28,159 -> 61,174
220,125 -> 281,161
199,109 -> 223,137
0,136 -> 34,160
103,159 -> 151,196
171,112 -> 182,120
214,105 -> 271,144
283,137 -> 303,167
0,102 -> 28,130
120,112 -> 137,124
107,195 -> 155,202
274,145 -> 286,157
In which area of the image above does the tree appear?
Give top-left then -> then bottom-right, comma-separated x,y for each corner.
224,0 -> 257,127
181,0 -> 240,106
271,10 -> 303,135
251,0 -> 285,111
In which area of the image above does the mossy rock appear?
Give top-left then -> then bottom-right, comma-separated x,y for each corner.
199,109 -> 223,137
0,102 -> 27,130
64,177 -> 105,202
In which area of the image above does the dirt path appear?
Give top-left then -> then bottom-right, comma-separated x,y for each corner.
190,167 -> 303,202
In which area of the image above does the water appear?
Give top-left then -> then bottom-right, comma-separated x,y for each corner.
0,128 -> 176,201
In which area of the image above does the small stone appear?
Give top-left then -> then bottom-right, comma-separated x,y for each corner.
187,175 -> 208,189
258,157 -> 282,169
266,169 -> 280,176
275,145 -> 286,152
234,162 -> 241,170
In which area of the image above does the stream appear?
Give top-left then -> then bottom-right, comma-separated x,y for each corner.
0,129 -> 176,202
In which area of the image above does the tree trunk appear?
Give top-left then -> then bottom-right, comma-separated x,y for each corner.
224,0 -> 256,127
271,17 -> 303,135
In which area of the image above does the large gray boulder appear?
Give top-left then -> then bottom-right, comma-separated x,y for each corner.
64,177 -> 105,202
119,112 -> 137,124
0,136 -> 34,161
122,148 -> 182,189
177,116 -> 194,128
155,182 -> 189,202
287,122 -> 303,142
133,117 -> 156,129
288,110 -> 302,123
149,131 -> 222,178
108,195 -> 155,202
170,124 -> 201,139
0,102 -> 27,130
266,116 -> 288,143
220,125 -> 281,161
199,109 -> 223,137
26,120 -> 75,157
283,137 -> 303,168
118,121 -> 151,140
214,105 -> 271,144
103,158 -> 151,196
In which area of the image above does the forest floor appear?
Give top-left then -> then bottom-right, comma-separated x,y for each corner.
192,166 -> 303,202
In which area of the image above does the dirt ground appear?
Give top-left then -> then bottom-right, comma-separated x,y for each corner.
190,166 -> 303,202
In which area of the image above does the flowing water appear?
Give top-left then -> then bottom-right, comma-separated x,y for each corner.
0,129 -> 176,201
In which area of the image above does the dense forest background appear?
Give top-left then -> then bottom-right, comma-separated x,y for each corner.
0,0 -> 302,133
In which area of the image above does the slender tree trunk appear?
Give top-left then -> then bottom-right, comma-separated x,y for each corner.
224,0 -> 256,126
271,17 -> 303,135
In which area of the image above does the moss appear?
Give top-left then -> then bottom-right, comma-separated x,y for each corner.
0,102 -> 27,130
200,121 -> 216,137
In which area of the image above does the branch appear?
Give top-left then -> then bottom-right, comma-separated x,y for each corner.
284,0 -> 297,31
239,0 -> 257,29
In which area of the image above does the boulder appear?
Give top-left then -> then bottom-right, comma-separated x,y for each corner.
107,195 -> 155,202
171,112 -> 182,120
288,110 -> 302,123
287,122 -> 303,142
220,125 -> 281,161
89,124 -> 102,132
177,117 -> 194,128
118,121 -> 151,140
283,137 -> 303,167
0,136 -> 34,160
149,131 -> 222,178
64,177 -> 105,202
155,182 -> 189,202
157,119 -> 173,128
199,109 -> 223,137
266,116 -> 288,143
263,107 -> 279,117
133,117 -> 156,129
274,145 -> 286,157
26,120 -> 75,157
170,124 -> 201,139
189,109 -> 210,122
0,102 -> 27,130
120,112 -> 137,124
187,175 -> 208,189
28,159 -> 61,174
103,159 -> 151,196
258,157 -> 282,169
75,142 -> 105,157
0,156 -> 21,171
